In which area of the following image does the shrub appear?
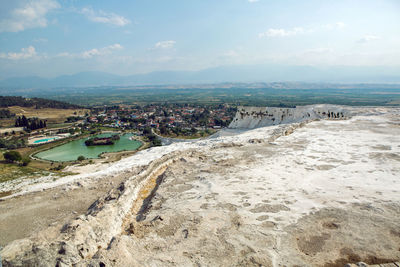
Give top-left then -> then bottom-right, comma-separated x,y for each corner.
53,164 -> 64,171
143,127 -> 152,135
77,155 -> 85,161
0,138 -> 26,149
3,151 -> 22,163
21,157 -> 31,166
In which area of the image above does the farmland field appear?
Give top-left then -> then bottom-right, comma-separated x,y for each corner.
7,106 -> 88,123
19,86 -> 400,107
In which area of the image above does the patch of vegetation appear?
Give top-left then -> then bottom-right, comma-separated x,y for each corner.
0,163 -> 50,183
143,127 -> 161,147
34,87 -> 400,107
0,109 -> 14,118
3,151 -> 22,163
21,157 -> 31,166
51,164 -> 65,171
85,134 -> 119,146
160,128 -> 216,139
0,138 -> 26,149
0,96 -> 82,109
65,116 -> 83,123
15,115 -> 47,130
47,123 -> 73,129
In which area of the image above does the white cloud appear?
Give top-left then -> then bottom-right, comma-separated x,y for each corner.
108,43 -> 123,50
222,50 -> 239,57
154,40 -> 176,49
357,35 -> 380,44
0,0 -> 59,33
81,48 -> 100,59
34,38 -> 48,43
248,0 -> 259,3
81,7 -> 130,26
259,27 -> 305,38
335,22 -> 346,29
0,46 -> 37,60
46,44 -> 124,59
56,52 -> 70,58
81,44 -> 123,58
154,56 -> 174,63
304,47 -> 334,54
323,22 -> 346,30
259,22 -> 346,38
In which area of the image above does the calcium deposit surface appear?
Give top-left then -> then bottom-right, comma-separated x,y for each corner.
1,105 -> 399,266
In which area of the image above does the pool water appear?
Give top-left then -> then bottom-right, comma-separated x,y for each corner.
34,133 -> 142,162
33,138 -> 57,144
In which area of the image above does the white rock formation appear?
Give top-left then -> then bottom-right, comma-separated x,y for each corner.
229,104 -> 349,129
1,105 -> 400,266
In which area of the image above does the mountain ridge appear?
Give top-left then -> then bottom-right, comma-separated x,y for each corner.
1,65 -> 400,89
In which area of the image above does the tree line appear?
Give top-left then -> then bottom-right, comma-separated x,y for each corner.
15,115 -> 47,130
0,109 -> 14,119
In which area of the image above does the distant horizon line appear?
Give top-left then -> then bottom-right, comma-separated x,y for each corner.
1,63 -> 400,81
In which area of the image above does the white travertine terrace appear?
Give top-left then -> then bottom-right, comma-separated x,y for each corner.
1,105 -> 399,266
229,104 -> 349,129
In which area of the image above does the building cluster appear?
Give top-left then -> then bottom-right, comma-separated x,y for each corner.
87,104 -> 236,131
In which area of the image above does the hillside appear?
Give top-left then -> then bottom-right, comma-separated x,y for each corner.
0,96 -> 82,109
1,65 -> 400,89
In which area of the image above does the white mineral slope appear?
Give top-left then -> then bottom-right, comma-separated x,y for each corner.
0,104 -> 378,198
88,108 -> 400,266
0,116 -> 294,199
1,106 -> 400,266
229,104 -> 351,129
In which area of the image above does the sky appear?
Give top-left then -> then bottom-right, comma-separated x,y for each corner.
0,0 -> 399,79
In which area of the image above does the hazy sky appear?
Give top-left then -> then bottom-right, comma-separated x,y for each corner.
0,0 -> 399,79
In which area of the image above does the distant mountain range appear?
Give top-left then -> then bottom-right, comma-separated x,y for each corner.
0,64 -> 399,89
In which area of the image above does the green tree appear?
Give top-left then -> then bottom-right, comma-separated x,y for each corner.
21,157 -> 31,166
143,127 -> 152,135
77,155 -> 85,161
3,151 -> 22,163
159,126 -> 168,135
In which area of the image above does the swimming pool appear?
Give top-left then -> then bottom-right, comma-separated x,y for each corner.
33,137 -> 57,144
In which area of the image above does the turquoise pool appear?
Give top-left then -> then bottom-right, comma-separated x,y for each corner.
33,137 -> 57,144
